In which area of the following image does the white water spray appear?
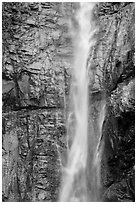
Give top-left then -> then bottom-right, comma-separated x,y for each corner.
59,3 -> 104,202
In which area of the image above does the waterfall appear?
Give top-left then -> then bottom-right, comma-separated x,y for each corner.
59,3 -> 105,202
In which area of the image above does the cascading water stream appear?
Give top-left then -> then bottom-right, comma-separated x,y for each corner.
59,3 -> 105,202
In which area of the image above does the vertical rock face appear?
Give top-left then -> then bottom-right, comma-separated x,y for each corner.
2,2 -> 72,201
2,2 -> 135,202
3,109 -> 66,201
2,2 -> 73,110
90,2 -> 135,202
2,109 -> 66,201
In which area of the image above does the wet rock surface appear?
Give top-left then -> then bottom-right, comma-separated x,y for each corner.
2,2 -> 135,202
95,3 -> 135,202
89,2 -> 135,202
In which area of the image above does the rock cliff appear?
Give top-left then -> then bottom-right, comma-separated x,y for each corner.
2,2 -> 135,202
